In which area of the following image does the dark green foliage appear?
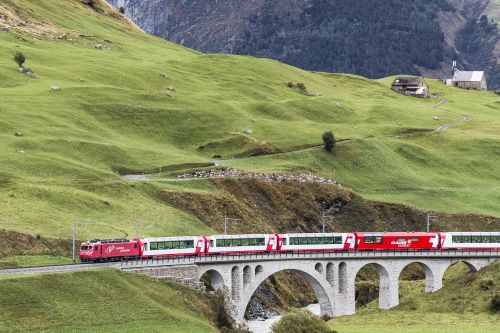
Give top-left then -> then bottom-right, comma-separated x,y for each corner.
236,0 -> 453,79
119,6 -> 125,14
456,15 -> 500,90
272,309 -> 337,333
12,51 -> 26,67
211,290 -> 236,331
491,294 -> 500,312
322,131 -> 335,152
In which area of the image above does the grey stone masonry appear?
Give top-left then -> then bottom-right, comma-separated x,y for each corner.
127,264 -> 205,291
120,250 -> 499,325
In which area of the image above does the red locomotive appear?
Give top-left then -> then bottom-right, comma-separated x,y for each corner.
80,231 -> 500,262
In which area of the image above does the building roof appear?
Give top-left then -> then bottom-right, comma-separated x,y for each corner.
391,76 -> 424,87
452,71 -> 484,82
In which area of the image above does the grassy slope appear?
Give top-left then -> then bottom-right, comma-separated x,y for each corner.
0,0 -> 499,240
0,269 -> 217,332
328,261 -> 500,333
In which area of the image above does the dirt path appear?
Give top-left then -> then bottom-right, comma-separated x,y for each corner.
433,99 -> 472,132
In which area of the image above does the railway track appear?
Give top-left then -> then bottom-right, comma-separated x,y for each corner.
0,262 -> 119,276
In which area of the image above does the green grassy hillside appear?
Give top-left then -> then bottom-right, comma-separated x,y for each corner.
0,0 -> 499,240
328,261 -> 500,333
0,269 -> 218,332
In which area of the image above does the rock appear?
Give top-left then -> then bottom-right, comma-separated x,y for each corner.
95,43 -> 103,49
18,67 -> 29,73
243,129 -> 253,134
25,71 -> 37,78
167,86 -> 176,92
104,39 -> 112,43
50,86 -> 61,91
160,72 -> 169,79
307,91 -> 319,96
432,116 -> 439,120
2,25 -> 9,32
336,102 -> 343,108
14,132 -> 23,137
16,149 -> 25,154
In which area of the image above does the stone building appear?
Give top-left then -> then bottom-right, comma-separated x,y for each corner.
390,76 -> 429,98
451,71 -> 487,91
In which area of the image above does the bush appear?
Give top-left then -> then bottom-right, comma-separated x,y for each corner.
119,6 -> 125,14
322,131 -> 336,152
13,51 -> 26,67
479,278 -> 495,290
211,289 -> 235,331
490,294 -> 500,312
272,309 -> 337,333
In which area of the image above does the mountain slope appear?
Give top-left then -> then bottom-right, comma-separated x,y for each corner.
0,0 -> 499,240
109,0 -> 500,90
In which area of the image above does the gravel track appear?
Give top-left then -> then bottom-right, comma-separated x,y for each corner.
0,262 -> 119,276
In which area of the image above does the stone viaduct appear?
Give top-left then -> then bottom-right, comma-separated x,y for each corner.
121,250 -> 499,324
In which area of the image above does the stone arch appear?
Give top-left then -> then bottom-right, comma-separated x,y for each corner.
354,262 -> 396,310
440,260 -> 482,288
255,265 -> 263,276
199,268 -> 225,291
326,262 -> 334,287
239,266 -> 335,323
397,261 -> 435,293
338,262 -> 347,294
315,263 -> 324,274
232,266 -> 241,301
243,265 -> 252,289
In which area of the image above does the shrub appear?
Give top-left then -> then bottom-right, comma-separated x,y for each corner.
322,131 -> 336,152
479,278 -> 495,290
272,309 -> 337,333
296,82 -> 307,92
119,6 -> 125,14
211,289 -> 235,331
490,294 -> 500,312
13,51 -> 26,67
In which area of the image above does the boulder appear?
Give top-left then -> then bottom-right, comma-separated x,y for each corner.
18,67 -> 29,73
14,132 -> 23,137
336,102 -> 343,108
243,129 -> 253,134
2,25 -> 9,32
50,86 -> 61,91
95,43 -> 103,49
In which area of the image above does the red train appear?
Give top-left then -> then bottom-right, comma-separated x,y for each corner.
79,231 -> 500,262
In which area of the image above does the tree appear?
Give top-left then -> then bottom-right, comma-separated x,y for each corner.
119,6 -> 125,14
322,131 -> 335,152
13,51 -> 26,68
272,309 -> 337,333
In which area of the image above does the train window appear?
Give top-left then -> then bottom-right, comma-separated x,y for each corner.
324,237 -> 333,244
481,235 -> 489,243
397,237 -> 406,243
472,235 -> 482,243
452,235 -> 460,243
336,236 -> 343,244
93,245 -> 99,251
365,236 -> 374,244
134,243 -> 138,248
150,242 -> 158,250
257,238 -> 265,246
374,236 -> 383,244
494,236 -> 500,243
283,239 -> 288,246
410,237 -> 419,242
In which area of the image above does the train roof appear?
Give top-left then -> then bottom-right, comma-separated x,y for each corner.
443,231 -> 500,235
209,234 -> 271,239
355,232 -> 438,236
141,236 -> 199,242
284,233 -> 349,237
85,239 -> 131,244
